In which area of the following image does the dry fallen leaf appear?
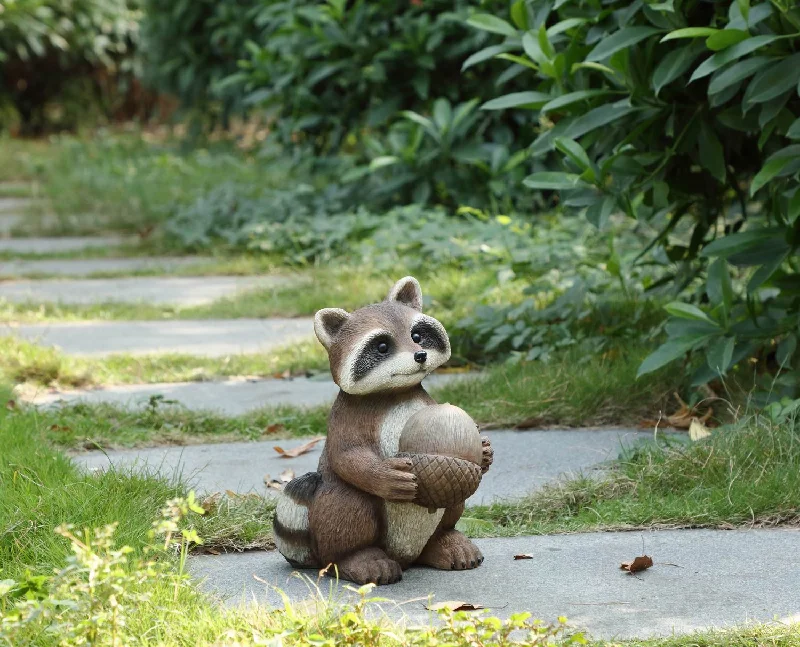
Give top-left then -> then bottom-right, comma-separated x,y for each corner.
263,423 -> 285,435
272,369 -> 292,380
426,601 -> 484,612
273,436 -> 324,458
201,492 -> 221,513
279,469 -> 295,483
620,555 -> 653,574
225,489 -> 239,498
514,554 -> 534,560
49,424 -> 71,432
6,400 -> 16,411
642,392 -> 713,430
689,417 -> 712,441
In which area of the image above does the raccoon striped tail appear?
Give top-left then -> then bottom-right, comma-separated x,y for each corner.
274,471 -> 321,568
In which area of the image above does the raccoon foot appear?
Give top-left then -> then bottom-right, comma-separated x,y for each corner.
334,547 -> 403,585
415,530 -> 484,571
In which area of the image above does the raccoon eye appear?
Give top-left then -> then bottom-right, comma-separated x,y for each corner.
411,332 -> 421,344
377,341 -> 389,354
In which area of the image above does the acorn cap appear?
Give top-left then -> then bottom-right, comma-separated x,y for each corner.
397,452 -> 482,511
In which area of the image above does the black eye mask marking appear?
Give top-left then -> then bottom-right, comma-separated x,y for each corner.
411,320 -> 447,353
352,334 -> 394,382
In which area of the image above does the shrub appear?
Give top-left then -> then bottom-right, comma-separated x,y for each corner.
230,0 -> 510,153
0,0 -> 143,133
468,0 -> 800,396
139,0 -> 269,127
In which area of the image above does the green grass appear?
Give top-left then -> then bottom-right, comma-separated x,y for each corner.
463,413 -> 800,537
436,344 -> 684,428
0,336 -> 329,389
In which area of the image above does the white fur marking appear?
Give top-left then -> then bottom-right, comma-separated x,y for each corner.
379,398 -> 443,563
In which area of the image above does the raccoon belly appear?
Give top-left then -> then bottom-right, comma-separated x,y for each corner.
384,502 -> 444,564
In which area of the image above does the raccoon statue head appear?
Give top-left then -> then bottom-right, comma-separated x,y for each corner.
314,276 -> 451,395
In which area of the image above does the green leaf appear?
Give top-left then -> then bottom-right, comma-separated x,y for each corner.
481,91 -> 550,111
705,29 -> 749,51
572,61 -> 618,76
747,251 -> 788,293
786,117 -> 800,140
707,56 -> 770,96
653,43 -> 703,95
522,172 -> 587,190
661,27 -> 718,42
750,157 -> 794,195
467,14 -> 517,37
664,302 -> 717,325
540,90 -> 610,115
554,137 -> 593,173
744,53 -> 800,105
698,124 -> 726,182
495,53 -> 539,71
738,0 -> 750,22
637,337 -> 701,378
368,156 -> 400,170
587,27 -> 661,62
706,337 -> 735,374
510,0 -> 528,30
462,45 -> 512,71
546,18 -> 586,37
585,195 -> 615,229
777,335 -> 797,368
538,24 -> 555,59
689,36 -> 779,82
433,99 -> 452,132
522,31 -> 547,65
706,258 -> 734,315
701,228 -> 783,258
788,189 -> 800,225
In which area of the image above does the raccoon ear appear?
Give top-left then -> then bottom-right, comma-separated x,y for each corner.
386,276 -> 423,312
314,308 -> 350,350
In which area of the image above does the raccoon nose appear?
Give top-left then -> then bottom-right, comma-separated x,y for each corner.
414,350 -> 427,364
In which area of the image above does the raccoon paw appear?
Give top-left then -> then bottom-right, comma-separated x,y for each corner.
415,530 -> 484,571
336,547 -> 403,585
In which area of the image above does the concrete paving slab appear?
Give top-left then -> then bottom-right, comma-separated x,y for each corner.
0,256 -> 206,277
0,213 -> 23,235
187,528 -> 800,640
0,275 -> 292,306
0,236 -> 127,254
6,318 -> 315,357
24,372 -> 474,413
72,428 -> 651,505
0,197 -> 32,212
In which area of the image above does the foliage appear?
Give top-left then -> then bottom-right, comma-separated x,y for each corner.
230,0 -> 509,153
138,0 -> 265,127
467,0 -> 800,396
0,0 -> 142,133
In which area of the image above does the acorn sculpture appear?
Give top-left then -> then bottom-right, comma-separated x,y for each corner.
397,403 -> 484,512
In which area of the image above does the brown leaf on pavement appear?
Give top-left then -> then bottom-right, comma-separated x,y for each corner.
514,554 -> 534,560
426,601 -> 485,612
273,436 -> 324,458
620,555 -> 653,574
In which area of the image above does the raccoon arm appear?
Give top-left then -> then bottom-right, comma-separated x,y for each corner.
329,447 -> 400,497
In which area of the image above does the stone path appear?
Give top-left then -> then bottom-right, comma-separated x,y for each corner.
0,256 -> 206,277
189,529 -> 800,640
25,372 -> 471,412
73,428 -> 650,505
0,235 -> 128,254
0,275 -> 291,305
7,318 -> 314,356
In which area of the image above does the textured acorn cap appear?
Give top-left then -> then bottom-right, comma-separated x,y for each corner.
398,403 -> 482,464
397,452 -> 482,511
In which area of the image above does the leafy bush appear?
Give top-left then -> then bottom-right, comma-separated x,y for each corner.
468,0 -> 800,396
139,0 -> 266,127
0,0 -> 142,133
231,0 -> 510,153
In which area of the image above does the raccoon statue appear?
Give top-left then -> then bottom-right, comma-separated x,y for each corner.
274,276 -> 493,585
